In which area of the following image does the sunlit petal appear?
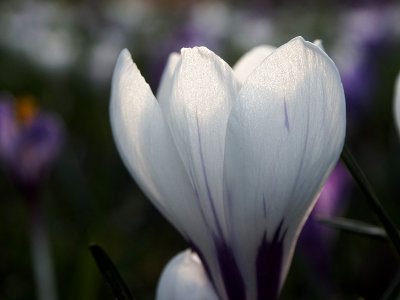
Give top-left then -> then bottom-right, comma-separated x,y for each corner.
157,52 -> 181,105
160,47 -> 240,239
111,49 -> 210,246
223,36 -> 346,298
233,45 -> 276,84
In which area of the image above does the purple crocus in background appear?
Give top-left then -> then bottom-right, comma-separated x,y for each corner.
394,71 -> 400,134
297,162 -> 352,292
110,37 -> 346,299
0,95 -> 64,198
0,95 -> 63,300
333,4 -> 399,123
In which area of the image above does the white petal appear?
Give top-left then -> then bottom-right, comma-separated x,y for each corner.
394,71 -> 400,135
161,47 -> 240,239
110,49 -> 208,243
223,36 -> 346,297
232,45 -> 276,84
156,250 -> 219,300
157,52 -> 181,105
313,39 -> 325,51
110,49 -> 226,298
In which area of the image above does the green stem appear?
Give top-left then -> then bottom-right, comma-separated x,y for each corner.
29,197 -> 58,300
341,144 -> 400,256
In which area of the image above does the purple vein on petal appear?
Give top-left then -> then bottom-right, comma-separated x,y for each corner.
194,111 -> 224,238
283,99 -> 290,132
286,102 -> 311,206
215,239 -> 246,300
256,221 -> 286,300
186,168 -> 227,299
193,112 -> 246,299
187,178 -> 246,300
187,167 -> 211,234
262,194 -> 267,219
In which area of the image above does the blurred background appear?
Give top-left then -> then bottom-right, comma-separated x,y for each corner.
0,0 -> 400,299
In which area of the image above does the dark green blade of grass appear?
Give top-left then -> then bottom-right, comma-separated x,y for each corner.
317,216 -> 386,239
341,144 -> 400,257
89,244 -> 134,300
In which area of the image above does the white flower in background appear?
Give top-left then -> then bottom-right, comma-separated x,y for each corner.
104,0 -> 152,31
0,1 -> 78,70
110,37 -> 346,299
88,30 -> 126,84
394,72 -> 400,134
230,12 -> 275,51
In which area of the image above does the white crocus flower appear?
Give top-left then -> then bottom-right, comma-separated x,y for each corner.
394,71 -> 400,134
156,250 -> 219,300
110,36 -> 346,299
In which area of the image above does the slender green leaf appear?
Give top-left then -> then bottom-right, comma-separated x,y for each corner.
341,144 -> 400,257
381,270 -> 400,300
89,244 -> 134,300
317,216 -> 386,238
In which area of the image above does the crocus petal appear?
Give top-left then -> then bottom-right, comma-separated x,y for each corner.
223,36 -> 346,298
313,39 -> 324,51
160,47 -> 240,239
157,48 -> 244,298
110,49 -> 213,247
232,45 -> 276,84
156,52 -> 181,105
110,49 -> 230,299
156,250 -> 219,300
394,71 -> 400,134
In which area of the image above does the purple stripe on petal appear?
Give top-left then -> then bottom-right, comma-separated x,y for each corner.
188,167 -> 213,236
262,195 -> 267,218
189,238 -> 246,300
256,222 -> 286,300
186,114 -> 247,299
283,99 -> 290,132
215,239 -> 246,300
195,112 -> 224,238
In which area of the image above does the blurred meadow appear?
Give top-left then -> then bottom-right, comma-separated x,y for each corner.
0,0 -> 400,299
